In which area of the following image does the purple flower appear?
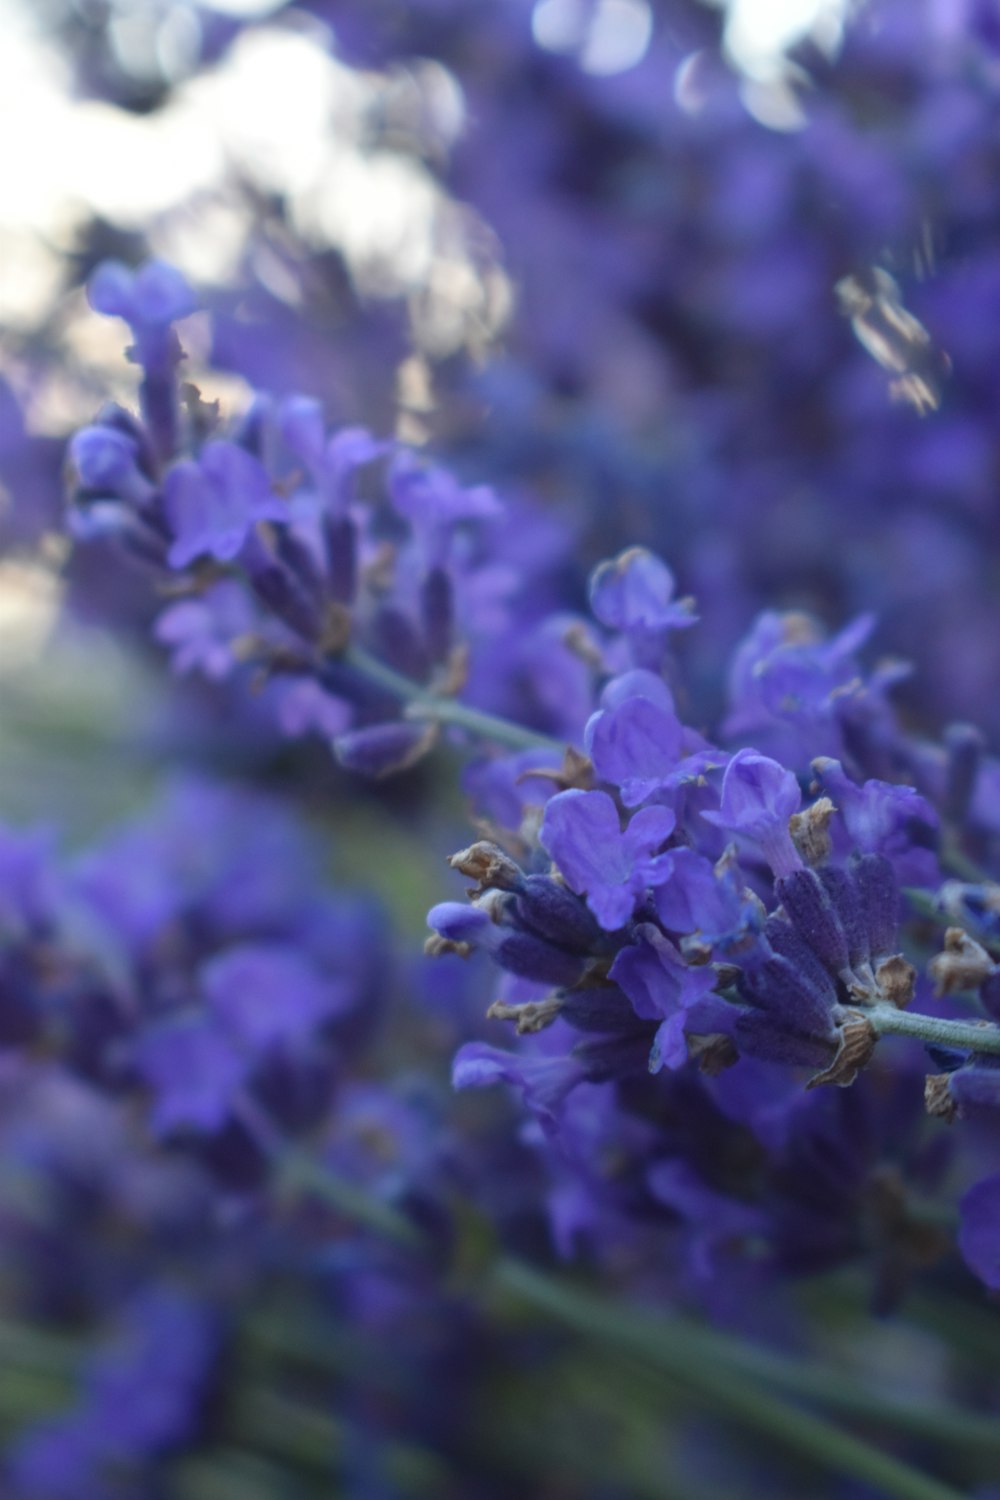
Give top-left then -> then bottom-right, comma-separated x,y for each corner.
201,944 -> 350,1048
540,789 -> 675,930
653,847 -> 756,948
702,749 -> 803,877
134,1018 -> 247,1137
452,1040 -> 587,1132
281,401 -> 388,516
461,747 -> 566,827
427,899 -> 587,987
388,450 -> 501,562
647,1158 -> 766,1282
735,947 -> 840,1071
334,721 -> 438,778
10,1285 -> 216,1496
271,678 -> 353,740
812,758 -> 939,884
154,579 -> 257,680
585,693 -> 684,807
88,259 -> 196,334
589,547 -> 696,634
163,441 -> 286,568
722,611 -> 899,769
959,1173 -> 1000,1289
68,426 -> 154,505
610,924 -> 721,1071
83,1286 -> 216,1451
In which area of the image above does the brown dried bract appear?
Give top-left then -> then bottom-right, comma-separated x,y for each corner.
928,927 -> 994,996
319,601 -> 353,656
514,745 -> 594,793
874,954 -> 917,1009
789,796 -> 836,868
486,996 -> 563,1034
687,1033 -> 739,1076
447,841 -> 521,894
923,1073 -> 956,1123
424,934 -> 472,960
561,621 -> 606,671
807,1013 -> 876,1089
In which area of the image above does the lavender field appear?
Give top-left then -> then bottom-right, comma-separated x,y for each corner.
1,3 -> 1000,1497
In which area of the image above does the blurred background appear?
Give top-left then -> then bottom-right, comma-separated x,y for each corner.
1,0 -> 969,849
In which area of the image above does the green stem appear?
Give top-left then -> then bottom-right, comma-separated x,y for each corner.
905,886 -> 1000,960
342,644 -> 565,754
495,1261 -> 967,1500
234,1092 -> 424,1248
239,1102 -> 983,1497
939,834 -> 993,886
672,1321 -> 1000,1454
869,1002 -> 1000,1055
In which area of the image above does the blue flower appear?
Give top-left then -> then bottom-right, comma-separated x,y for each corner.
701,748 -> 803,877
959,1173 -> 1000,1289
133,1017 -> 247,1137
540,788 -> 675,930
589,547 -> 696,634
452,1040 -> 587,1133
610,924 -> 722,1072
68,426 -> 154,505
88,260 -> 196,336
201,943 -> 350,1048
164,441 -> 286,567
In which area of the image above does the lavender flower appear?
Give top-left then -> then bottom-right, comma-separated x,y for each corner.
701,748 -> 803,878
163,441 -> 286,567
539,789 -> 675,930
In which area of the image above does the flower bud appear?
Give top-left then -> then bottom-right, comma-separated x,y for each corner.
335,722 -> 438,778
776,868 -> 851,979
702,750 -> 803,878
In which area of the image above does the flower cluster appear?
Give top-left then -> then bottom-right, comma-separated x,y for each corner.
0,779 -> 384,1170
68,260 -> 578,781
420,544 -> 1000,1312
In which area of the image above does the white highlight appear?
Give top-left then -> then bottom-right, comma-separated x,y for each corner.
532,0 -> 653,76
723,0 -> 848,80
708,0 -> 852,130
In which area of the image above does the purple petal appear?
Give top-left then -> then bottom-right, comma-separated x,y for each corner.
959,1173 -> 1000,1289
586,695 -> 684,806
202,944 -> 348,1047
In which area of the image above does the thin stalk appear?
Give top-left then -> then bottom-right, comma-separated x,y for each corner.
342,644 -> 565,754
905,886 -> 1000,959
234,1092 -> 424,1248
237,1100 -> 984,1496
0,1318 -> 79,1376
869,1003 -> 1000,1055
494,1260 -> 967,1500
939,837 -> 993,886
671,1323 -> 1000,1455
229,1386 -> 342,1470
